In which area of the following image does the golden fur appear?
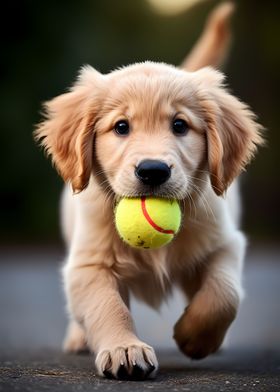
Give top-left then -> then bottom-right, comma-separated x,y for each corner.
35,2 -> 263,380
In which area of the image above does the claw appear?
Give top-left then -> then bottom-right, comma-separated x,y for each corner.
116,364 -> 129,380
147,363 -> 156,374
130,364 -> 146,380
96,344 -> 158,380
103,369 -> 114,379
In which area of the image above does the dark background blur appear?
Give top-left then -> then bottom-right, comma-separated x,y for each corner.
1,0 -> 279,245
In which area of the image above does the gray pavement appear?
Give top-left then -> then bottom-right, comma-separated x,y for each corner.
0,245 -> 280,391
0,348 -> 279,392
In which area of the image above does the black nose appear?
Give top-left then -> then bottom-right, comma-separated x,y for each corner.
135,160 -> 171,186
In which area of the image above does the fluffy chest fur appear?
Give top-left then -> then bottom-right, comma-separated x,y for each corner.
63,177 -> 237,308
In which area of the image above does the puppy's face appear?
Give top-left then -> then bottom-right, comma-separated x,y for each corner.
35,62 -> 263,198
95,63 -> 206,199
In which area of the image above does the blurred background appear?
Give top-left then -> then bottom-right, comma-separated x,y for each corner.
0,0 -> 279,355
1,0 -> 279,245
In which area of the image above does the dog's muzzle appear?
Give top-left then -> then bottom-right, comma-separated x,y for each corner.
135,160 -> 171,186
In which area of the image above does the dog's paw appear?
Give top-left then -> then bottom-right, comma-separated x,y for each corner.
63,322 -> 89,353
173,306 -> 234,360
95,344 -> 158,380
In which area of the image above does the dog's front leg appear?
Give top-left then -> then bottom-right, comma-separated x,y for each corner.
174,231 -> 246,359
64,261 -> 158,380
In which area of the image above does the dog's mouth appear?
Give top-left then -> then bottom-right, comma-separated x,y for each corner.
93,164 -> 187,201
116,183 -> 187,200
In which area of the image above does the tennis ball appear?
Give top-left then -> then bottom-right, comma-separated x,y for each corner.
115,196 -> 181,249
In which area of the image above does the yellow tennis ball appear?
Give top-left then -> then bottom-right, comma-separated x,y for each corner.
115,196 -> 181,249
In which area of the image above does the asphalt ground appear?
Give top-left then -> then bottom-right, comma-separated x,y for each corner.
0,245 -> 279,391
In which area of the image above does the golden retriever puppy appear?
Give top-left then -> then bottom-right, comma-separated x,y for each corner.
35,2 -> 263,380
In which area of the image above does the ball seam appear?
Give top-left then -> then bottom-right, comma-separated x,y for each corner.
141,196 -> 174,235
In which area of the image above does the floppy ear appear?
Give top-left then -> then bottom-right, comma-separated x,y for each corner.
194,67 -> 264,196
35,66 -> 103,193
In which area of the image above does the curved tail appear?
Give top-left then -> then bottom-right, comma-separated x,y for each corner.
181,2 -> 235,71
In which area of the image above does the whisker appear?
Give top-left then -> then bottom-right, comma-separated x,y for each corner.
94,167 -> 117,177
191,186 -> 210,220
186,189 -> 197,221
192,169 -> 223,194
102,187 -> 115,216
191,183 -> 216,222
185,173 -> 217,220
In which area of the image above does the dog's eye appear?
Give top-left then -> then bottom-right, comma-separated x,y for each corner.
172,119 -> 189,136
114,120 -> 130,136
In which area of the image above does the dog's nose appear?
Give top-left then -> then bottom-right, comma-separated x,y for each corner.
135,160 -> 171,186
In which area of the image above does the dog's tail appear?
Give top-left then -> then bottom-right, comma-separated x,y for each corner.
181,1 -> 235,71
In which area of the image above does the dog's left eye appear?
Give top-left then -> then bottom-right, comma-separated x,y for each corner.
114,120 -> 130,136
172,119 -> 189,136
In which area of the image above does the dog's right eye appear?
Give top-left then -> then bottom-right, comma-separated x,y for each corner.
114,120 -> 130,136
